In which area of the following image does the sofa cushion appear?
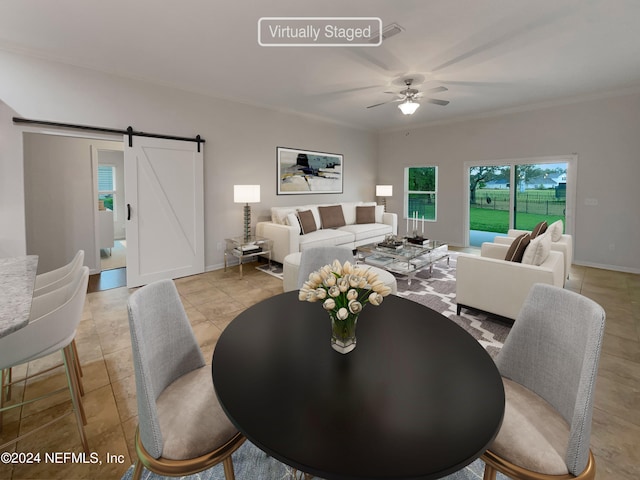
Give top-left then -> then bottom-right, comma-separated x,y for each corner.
340,202 -> 362,225
361,202 -> 384,223
531,221 -> 548,238
299,229 -> 355,250
271,206 -> 297,225
356,205 -> 375,224
318,205 -> 346,228
339,223 -> 392,242
355,205 -> 376,224
547,220 -> 563,242
522,233 -> 551,266
504,233 -> 530,263
297,210 -> 317,234
286,212 -> 301,234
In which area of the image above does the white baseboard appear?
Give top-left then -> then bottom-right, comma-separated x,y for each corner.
573,260 -> 640,275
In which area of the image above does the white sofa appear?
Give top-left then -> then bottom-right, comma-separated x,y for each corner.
456,242 -> 564,321
493,229 -> 573,282
256,202 -> 398,264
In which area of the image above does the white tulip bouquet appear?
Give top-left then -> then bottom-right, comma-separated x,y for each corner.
298,259 -> 392,353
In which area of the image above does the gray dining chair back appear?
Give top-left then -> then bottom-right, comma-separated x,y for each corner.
127,279 -> 205,459
487,283 -> 605,478
297,246 -> 355,288
127,279 -> 244,480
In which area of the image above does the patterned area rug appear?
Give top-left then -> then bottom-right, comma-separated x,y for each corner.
393,252 -> 511,358
122,439 -> 508,479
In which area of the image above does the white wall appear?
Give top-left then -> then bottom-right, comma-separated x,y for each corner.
0,50 -> 377,269
378,92 -> 640,273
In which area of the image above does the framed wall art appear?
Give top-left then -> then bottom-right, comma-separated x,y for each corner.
277,147 -> 343,195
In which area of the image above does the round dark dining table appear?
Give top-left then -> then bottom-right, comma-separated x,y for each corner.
212,291 -> 504,480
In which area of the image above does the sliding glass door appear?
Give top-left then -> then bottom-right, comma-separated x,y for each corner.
513,164 -> 567,231
468,158 -> 571,247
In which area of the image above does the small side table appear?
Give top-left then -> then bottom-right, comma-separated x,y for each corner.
224,236 -> 273,278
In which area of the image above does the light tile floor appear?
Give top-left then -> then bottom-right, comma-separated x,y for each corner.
1,258 -> 638,479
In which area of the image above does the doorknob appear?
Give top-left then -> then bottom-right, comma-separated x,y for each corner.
127,204 -> 131,221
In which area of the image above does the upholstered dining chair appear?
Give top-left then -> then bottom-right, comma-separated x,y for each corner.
297,246 -> 356,289
127,279 -> 245,480
2,250 -> 87,403
482,283 -> 606,480
0,266 -> 89,452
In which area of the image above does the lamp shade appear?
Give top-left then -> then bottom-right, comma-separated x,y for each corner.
234,185 -> 260,203
376,185 -> 393,197
398,100 -> 420,115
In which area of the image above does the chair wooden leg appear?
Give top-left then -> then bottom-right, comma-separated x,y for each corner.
132,459 -> 144,480
2,368 -> 12,401
483,462 -> 497,480
222,456 -> 235,480
70,347 -> 84,397
63,345 -> 89,453
72,339 -> 83,377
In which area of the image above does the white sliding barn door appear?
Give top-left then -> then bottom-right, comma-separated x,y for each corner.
124,137 -> 204,288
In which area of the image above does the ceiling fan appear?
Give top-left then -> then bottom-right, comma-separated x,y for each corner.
366,79 -> 450,115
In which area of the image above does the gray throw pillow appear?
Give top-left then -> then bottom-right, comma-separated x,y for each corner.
355,205 -> 376,224
297,210 -> 317,234
318,205 -> 346,229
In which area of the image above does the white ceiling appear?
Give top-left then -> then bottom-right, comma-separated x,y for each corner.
2,0 -> 640,131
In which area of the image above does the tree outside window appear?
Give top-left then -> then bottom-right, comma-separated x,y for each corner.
406,166 -> 437,222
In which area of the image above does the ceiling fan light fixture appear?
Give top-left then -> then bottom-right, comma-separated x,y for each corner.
398,99 -> 420,115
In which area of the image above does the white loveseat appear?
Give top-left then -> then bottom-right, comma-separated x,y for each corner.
256,202 -> 398,264
456,242 -> 564,321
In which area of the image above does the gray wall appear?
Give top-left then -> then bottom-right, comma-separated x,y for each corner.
378,92 -> 640,272
0,50 -> 377,270
23,133 -> 123,273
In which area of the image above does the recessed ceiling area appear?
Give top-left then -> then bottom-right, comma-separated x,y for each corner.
1,0 -> 640,131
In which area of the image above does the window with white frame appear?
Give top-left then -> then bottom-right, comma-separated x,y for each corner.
405,166 -> 437,228
98,165 -> 116,217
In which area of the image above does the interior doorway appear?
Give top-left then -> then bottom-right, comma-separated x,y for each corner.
95,148 -> 126,272
465,156 -> 576,247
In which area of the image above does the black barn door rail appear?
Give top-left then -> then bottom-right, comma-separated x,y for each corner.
13,117 -> 205,152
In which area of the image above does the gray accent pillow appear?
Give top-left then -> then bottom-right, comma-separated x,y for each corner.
318,205 -> 346,229
297,210 -> 317,234
355,205 -> 376,224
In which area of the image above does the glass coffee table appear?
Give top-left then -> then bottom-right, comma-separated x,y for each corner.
356,239 -> 449,284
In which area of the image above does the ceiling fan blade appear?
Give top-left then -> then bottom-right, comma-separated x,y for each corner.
366,100 -> 394,109
424,86 -> 448,93
366,97 -> 405,108
425,98 -> 450,106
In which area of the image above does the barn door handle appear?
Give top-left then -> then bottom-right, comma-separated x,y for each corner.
127,204 -> 131,221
